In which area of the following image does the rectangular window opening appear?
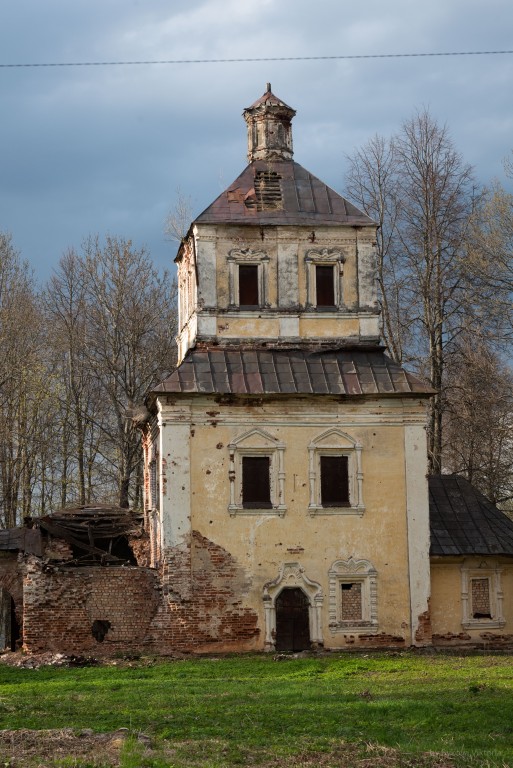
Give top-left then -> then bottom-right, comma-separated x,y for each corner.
242,456 -> 272,508
471,577 -> 492,619
316,265 -> 335,306
341,582 -> 362,622
239,264 -> 259,306
149,460 -> 158,509
320,455 -> 349,506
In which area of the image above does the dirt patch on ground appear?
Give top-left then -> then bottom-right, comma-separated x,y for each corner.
0,727 -> 142,767
0,731 -> 466,768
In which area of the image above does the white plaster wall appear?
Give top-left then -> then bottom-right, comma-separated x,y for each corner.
195,229 -> 217,309
359,315 -> 380,340
277,243 -> 299,308
404,420 -> 431,644
159,410 -> 192,549
357,241 -> 378,309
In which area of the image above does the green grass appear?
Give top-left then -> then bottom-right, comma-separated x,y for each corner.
1,651 -> 513,766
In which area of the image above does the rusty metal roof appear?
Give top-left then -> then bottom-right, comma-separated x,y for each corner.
0,527 -> 42,555
245,85 -> 295,112
154,347 -> 432,397
194,160 -> 375,228
429,475 -> 513,556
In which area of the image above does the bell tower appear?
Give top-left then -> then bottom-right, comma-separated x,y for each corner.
174,85 -> 381,364
243,83 -> 296,162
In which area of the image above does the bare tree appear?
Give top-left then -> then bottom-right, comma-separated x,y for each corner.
444,336 -> 513,506
44,250 -> 102,506
79,235 -> 177,507
346,134 -> 408,362
164,188 -> 194,244
346,110 -> 478,473
467,182 -> 513,343
0,233 -> 49,525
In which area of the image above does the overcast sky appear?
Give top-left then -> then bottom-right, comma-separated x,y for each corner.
1,0 -> 513,282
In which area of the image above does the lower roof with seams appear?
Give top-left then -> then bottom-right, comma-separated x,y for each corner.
153,346 -> 433,397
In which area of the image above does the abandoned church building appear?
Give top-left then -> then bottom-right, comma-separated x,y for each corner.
2,85 -> 513,655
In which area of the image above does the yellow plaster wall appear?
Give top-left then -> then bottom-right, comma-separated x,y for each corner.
211,225 -> 364,310
183,395 -> 421,648
216,317 -> 279,338
430,562 -> 463,636
299,316 -> 360,338
431,560 -> 513,641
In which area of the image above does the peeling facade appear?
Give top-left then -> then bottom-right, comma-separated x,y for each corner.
144,85 -> 436,653
2,86 -> 513,655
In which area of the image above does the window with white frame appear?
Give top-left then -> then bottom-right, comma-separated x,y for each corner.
228,428 -> 286,516
149,457 -> 159,510
308,428 -> 364,515
461,559 -> 505,629
305,248 -> 345,309
227,249 -> 269,308
328,557 -> 378,633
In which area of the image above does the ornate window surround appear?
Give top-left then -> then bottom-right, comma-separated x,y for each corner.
308,428 -> 364,516
461,558 -> 505,630
305,248 -> 345,308
227,248 -> 270,308
228,428 -> 286,516
263,562 -> 324,650
328,557 -> 378,634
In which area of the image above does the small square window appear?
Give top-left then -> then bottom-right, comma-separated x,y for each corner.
316,265 -> 335,306
239,264 -> 259,306
242,456 -> 272,508
320,455 -> 349,506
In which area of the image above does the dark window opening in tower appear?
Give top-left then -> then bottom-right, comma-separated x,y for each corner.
238,265 -> 259,306
316,265 -> 335,306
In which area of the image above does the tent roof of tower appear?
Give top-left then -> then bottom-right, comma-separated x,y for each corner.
193,160 -> 375,228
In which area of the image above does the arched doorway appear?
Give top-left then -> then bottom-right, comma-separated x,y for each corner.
275,587 -> 310,651
263,562 -> 323,651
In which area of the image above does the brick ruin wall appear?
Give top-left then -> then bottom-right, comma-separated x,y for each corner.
146,530 -> 260,652
19,530 -> 259,655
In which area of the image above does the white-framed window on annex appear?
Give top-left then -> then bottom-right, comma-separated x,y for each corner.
461,558 -> 505,629
305,248 -> 345,309
227,248 -> 269,308
228,428 -> 286,516
308,428 -> 364,516
328,558 -> 378,634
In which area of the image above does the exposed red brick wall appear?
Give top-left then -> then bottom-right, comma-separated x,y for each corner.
147,530 -> 259,652
22,556 -> 160,654
44,538 -> 74,561
19,530 -> 259,655
432,631 -> 513,649
415,602 -> 432,644
128,532 -> 151,568
341,583 -> 362,622
353,633 -> 405,646
471,578 -> 491,617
